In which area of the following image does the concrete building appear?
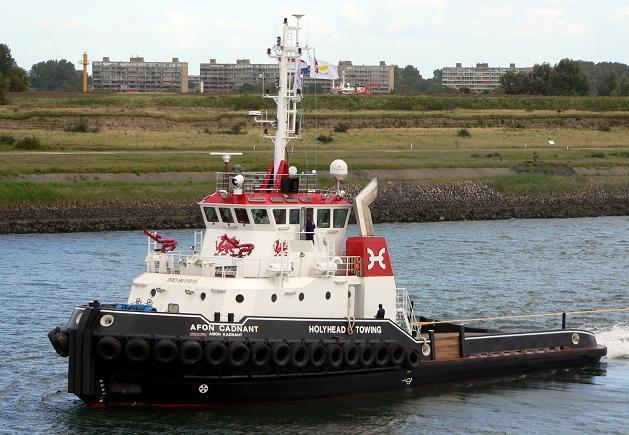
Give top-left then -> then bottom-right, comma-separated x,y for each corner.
199,59 -> 394,93
442,63 -> 531,92
92,57 -> 189,93
188,75 -> 204,93
338,61 -> 395,93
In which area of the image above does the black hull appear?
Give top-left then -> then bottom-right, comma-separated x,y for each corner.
49,303 -> 607,407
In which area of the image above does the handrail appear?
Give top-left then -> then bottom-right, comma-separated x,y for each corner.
415,307 -> 629,326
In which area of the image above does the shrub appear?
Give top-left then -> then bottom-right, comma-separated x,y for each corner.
230,124 -> 243,135
0,134 -> 16,145
597,125 -> 611,132
316,134 -> 334,144
64,121 -> 99,133
333,123 -> 350,133
590,152 -> 606,158
470,153 -> 480,158
456,128 -> 471,137
15,136 -> 42,150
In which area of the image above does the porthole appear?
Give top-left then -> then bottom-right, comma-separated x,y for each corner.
236,294 -> 244,303
150,288 -> 156,297
325,291 -> 331,300
299,293 -> 304,301
200,292 -> 206,301
271,294 -> 277,302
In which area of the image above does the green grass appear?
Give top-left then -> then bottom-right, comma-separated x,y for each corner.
7,92 -> 629,111
0,180 -> 213,206
488,173 -> 629,194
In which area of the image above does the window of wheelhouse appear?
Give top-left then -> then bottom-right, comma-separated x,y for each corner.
333,208 -> 349,228
273,209 -> 286,225
289,209 -> 300,224
252,209 -> 270,224
317,208 -> 330,228
234,208 -> 250,224
219,207 -> 234,223
204,207 -> 219,225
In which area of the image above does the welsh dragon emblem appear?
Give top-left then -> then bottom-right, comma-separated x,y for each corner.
215,234 -> 255,258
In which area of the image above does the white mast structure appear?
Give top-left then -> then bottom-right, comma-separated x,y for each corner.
252,15 -> 305,176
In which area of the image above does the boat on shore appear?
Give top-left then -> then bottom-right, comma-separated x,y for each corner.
48,15 -> 606,407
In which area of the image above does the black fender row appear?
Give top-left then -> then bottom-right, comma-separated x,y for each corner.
94,335 -> 423,371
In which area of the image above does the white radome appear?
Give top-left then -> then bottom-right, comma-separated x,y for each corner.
288,166 -> 298,176
330,159 -> 348,181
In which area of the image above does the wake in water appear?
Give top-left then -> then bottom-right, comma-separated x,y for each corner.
595,323 -> 629,360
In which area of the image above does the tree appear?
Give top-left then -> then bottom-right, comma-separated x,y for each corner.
619,77 -> 629,96
597,72 -> 618,96
29,59 -> 83,91
394,65 -> 425,93
529,63 -> 551,95
549,58 -> 590,96
0,44 -> 28,102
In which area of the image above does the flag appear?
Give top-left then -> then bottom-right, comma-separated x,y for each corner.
289,58 -> 310,75
310,58 -> 339,80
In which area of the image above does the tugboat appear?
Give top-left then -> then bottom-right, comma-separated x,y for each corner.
48,15 -> 606,407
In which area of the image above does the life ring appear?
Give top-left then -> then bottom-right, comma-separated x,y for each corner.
358,343 -> 375,367
403,348 -> 421,369
96,336 -> 121,361
250,342 -> 271,367
204,341 -> 227,367
309,343 -> 327,368
227,341 -> 250,368
180,340 -> 203,365
373,342 -> 390,367
124,337 -> 150,363
388,343 -> 406,366
271,342 -> 291,367
291,343 -> 309,369
153,339 -> 178,364
326,343 -> 344,369
49,329 -> 69,357
343,342 -> 360,368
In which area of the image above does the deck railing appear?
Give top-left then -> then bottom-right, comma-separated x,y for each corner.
396,287 -> 418,335
216,172 -> 319,193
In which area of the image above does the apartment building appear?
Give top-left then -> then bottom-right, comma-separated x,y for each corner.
338,61 -> 395,93
441,63 -> 530,92
92,57 -> 189,93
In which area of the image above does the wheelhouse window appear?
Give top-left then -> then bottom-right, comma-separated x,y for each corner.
333,209 -> 349,228
252,209 -> 270,224
203,207 -> 219,223
234,208 -> 250,224
273,209 -> 286,225
219,207 -> 234,223
317,209 -> 330,228
289,209 -> 300,225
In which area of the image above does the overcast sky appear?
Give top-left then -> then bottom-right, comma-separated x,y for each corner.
2,0 -> 628,77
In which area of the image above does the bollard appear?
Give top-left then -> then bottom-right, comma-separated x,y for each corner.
562,312 -> 566,330
428,330 -> 436,360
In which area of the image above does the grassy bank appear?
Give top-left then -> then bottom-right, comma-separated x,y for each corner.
7,92 -> 629,112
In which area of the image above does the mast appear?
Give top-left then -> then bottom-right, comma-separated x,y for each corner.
265,15 -> 305,175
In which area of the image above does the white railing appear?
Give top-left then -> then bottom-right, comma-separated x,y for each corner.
146,251 -> 362,279
216,172 -> 319,193
396,287 -> 418,336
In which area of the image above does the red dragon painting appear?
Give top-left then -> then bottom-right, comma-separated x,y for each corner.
215,234 -> 255,258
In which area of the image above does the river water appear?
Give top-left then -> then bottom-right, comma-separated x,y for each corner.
1,217 -> 628,434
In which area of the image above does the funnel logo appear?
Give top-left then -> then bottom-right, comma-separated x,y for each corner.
367,248 -> 386,270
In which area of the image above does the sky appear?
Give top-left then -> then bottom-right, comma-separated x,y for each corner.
2,0 -> 629,77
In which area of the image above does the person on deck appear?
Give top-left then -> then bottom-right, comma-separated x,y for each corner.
376,304 -> 385,319
305,214 -> 316,242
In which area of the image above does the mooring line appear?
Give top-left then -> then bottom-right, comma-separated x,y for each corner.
415,307 -> 629,326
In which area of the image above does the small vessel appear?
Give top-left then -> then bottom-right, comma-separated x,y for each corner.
48,16 -> 606,407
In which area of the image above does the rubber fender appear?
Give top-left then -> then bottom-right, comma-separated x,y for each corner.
227,341 -> 250,368
96,336 -> 121,361
124,337 -> 150,363
403,347 -> 421,369
373,342 -> 390,367
343,342 -> 360,368
326,343 -> 343,369
388,342 -> 406,366
291,343 -> 309,369
250,342 -> 271,367
359,343 -> 375,367
49,329 -> 69,358
309,343 -> 327,368
153,339 -> 178,364
204,341 -> 227,367
180,340 -> 203,365
271,342 -> 291,367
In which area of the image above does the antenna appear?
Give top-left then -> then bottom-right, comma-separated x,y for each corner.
210,152 -> 243,171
